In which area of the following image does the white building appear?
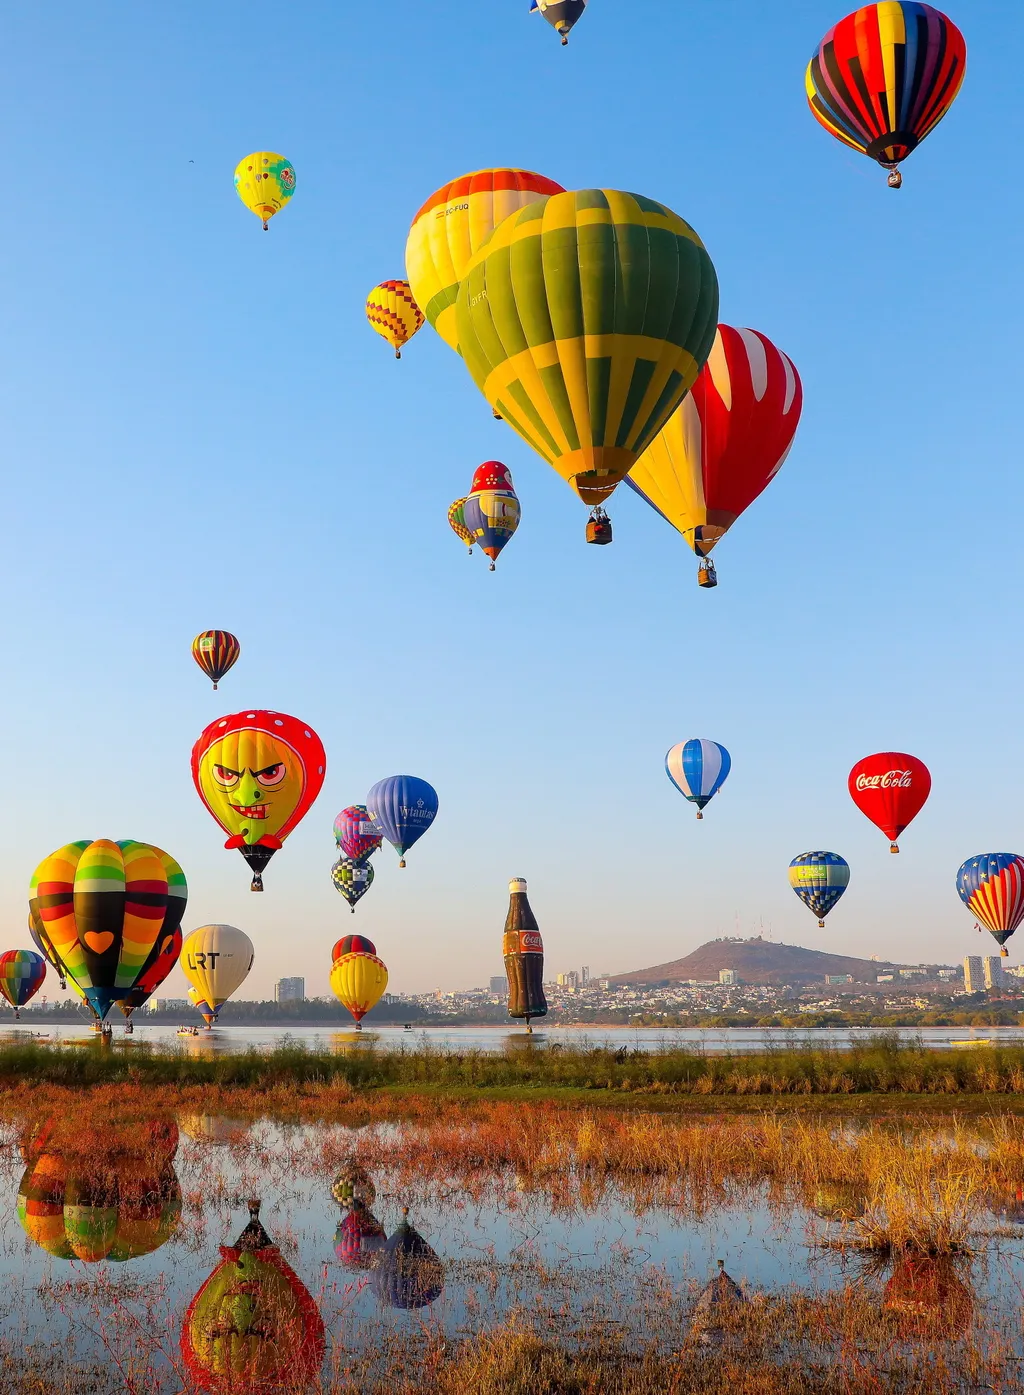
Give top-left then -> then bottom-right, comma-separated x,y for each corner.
489,976 -> 508,995
719,969 -> 737,985
145,998 -> 190,1013
963,956 -> 985,993
275,977 -> 305,1003
984,956 -> 1005,991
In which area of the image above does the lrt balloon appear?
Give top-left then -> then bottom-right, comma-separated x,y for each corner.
180,925 -> 255,1026
530,0 -> 588,44
332,856 -> 374,913
181,1201 -> 325,1392
29,840 -> 187,1021
627,326 -> 802,586
455,189 -> 719,528
330,951 -> 389,1026
806,4 -> 967,188
405,168 -> 565,354
234,151 -> 296,228
366,775 -> 438,868
333,805 -> 382,862
448,498 -> 474,554
0,950 -> 46,1015
192,709 -> 327,890
463,461 -> 521,571
366,280 -> 424,359
788,852 -> 850,927
191,631 -> 240,691
957,854 -> 1024,958
848,753 -> 932,852
333,934 -> 376,962
665,740 -> 732,820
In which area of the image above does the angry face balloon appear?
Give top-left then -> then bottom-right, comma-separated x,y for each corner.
191,710 -> 326,890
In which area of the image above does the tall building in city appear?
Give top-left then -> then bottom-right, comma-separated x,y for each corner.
984,956 -> 1005,991
581,966 -> 591,987
489,976 -> 508,995
963,956 -> 984,993
557,971 -> 579,989
719,969 -> 737,985
275,977 -> 305,1003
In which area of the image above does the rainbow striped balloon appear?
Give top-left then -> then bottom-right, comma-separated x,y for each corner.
957,854 -> 1024,957
0,950 -> 46,1011
29,840 -> 187,1020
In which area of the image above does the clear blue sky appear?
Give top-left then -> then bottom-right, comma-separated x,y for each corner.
1,1 -> 1020,999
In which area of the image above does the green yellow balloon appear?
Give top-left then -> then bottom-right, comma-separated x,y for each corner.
234,152 -> 296,230
455,189 -> 719,507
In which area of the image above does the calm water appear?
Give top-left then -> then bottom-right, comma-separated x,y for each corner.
4,1112 -> 1023,1390
1,1022 -> 1021,1054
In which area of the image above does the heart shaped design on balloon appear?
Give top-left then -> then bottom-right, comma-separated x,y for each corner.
84,931 -> 115,954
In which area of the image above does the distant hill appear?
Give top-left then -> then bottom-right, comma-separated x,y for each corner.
611,937 -> 949,987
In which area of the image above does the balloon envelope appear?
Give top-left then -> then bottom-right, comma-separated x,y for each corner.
627,326 -> 802,562
234,152 -> 296,228
366,776 -> 439,866
463,462 -> 521,568
531,0 -> 588,43
366,280 -> 424,358
191,631 -> 240,690
180,925 -> 254,1025
330,952 -> 389,1024
29,840 -> 187,1020
372,1212 -> 444,1309
848,753 -> 931,851
405,168 -> 565,353
788,852 -> 850,926
455,188 -> 719,507
957,854 -> 1024,954
333,934 -> 376,961
332,857 -> 374,912
806,3 -> 967,183
0,950 -> 46,1009
665,740 -> 731,815
333,806 -> 382,862
119,925 -> 183,1016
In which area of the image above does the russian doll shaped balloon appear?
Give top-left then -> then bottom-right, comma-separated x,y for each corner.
192,710 -> 326,890
462,461 -> 521,571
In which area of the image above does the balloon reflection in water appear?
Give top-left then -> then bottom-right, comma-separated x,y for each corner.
331,1163 -> 386,1270
372,1207 -> 444,1310
182,1200 -> 325,1392
178,1115 -> 252,1146
883,1255 -> 974,1339
18,1117 -> 181,1262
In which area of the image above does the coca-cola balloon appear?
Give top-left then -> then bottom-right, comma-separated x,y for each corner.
848,752 -> 931,853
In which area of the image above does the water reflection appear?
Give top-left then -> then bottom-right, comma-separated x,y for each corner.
691,1259 -> 746,1344
882,1255 -> 975,1339
181,1200 -> 326,1392
179,1114 -> 252,1146
809,1180 -> 867,1222
373,1207 -> 445,1310
17,1116 -> 181,1262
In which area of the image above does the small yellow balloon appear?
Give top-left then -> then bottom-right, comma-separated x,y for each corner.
330,952 -> 388,1026
366,280 -> 425,360
234,152 -> 296,230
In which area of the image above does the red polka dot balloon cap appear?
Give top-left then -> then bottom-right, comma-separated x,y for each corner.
470,460 -> 515,494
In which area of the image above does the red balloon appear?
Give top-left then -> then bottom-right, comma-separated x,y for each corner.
848,753 -> 931,853
332,934 -> 376,962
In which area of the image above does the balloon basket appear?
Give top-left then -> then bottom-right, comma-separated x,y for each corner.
395,349 -> 402,360
887,168 -> 903,189
1002,948 -> 1009,958
399,859 -> 406,869
696,811 -> 703,821
890,843 -> 900,854
213,682 -> 219,690
818,919 -> 825,928
251,875 -> 264,892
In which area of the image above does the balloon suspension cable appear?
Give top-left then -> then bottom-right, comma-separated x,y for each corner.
887,168 -> 903,190
251,873 -> 264,892
890,842 -> 899,854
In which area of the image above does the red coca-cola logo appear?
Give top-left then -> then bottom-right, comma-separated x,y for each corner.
855,770 -> 913,791
519,931 -> 543,953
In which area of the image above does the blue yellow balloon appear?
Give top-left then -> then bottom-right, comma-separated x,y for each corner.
788,852 -> 850,928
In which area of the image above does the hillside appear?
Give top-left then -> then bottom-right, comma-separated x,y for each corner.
610,937 -> 947,987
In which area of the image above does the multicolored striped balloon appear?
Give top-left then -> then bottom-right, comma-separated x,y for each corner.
366,280 -> 424,359
333,805 -> 382,862
806,3 -> 967,188
788,852 -> 850,927
29,840 -> 188,1021
456,189 -> 719,510
957,854 -> 1024,957
191,631 -> 240,690
0,950 -> 46,1012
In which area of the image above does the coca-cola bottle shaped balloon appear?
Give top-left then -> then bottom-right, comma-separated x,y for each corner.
848,753 -> 931,853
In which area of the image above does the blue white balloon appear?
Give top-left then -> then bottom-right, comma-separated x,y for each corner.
665,739 -> 731,819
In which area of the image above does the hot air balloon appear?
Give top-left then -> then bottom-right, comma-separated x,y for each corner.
181,1201 -> 326,1393
957,854 -> 1024,958
462,461 -> 521,571
180,925 -> 255,1027
333,935 -> 376,962
333,806 -> 382,862
192,709 -> 326,890
366,279 -> 424,359
234,152 -> 296,228
332,857 -> 374,913
626,326 -> 802,587
789,852 -> 850,927
335,1203 -> 387,1270
331,1161 -> 376,1208
883,1256 -> 974,1338
530,0 -> 588,44
29,841 -> 188,1021
0,950 -> 46,1017
848,753 -> 931,852
118,924 -> 183,1026
373,1208 -> 444,1310
448,498 -> 474,555
456,189 -> 719,538
405,168 -> 565,354
665,740 -> 732,820
192,631 -> 240,691
330,951 -> 389,1029
28,912 -> 67,990
806,4 -> 967,188
366,776 -> 439,868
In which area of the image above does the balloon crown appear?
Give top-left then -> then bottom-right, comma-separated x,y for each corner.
470,461 -> 514,494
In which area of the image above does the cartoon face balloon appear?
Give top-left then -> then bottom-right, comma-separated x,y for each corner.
191,711 -> 326,890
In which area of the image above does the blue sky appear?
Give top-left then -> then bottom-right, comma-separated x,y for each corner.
0,1 -> 1020,999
